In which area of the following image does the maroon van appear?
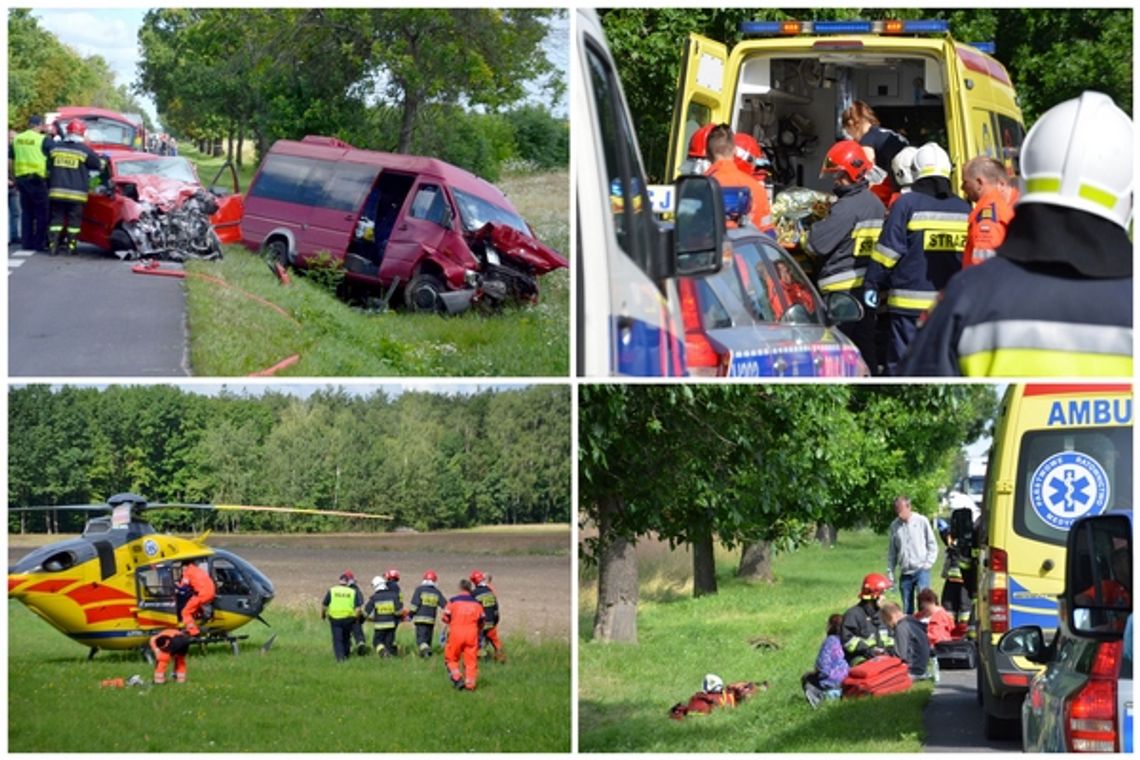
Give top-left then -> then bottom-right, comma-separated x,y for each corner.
241,136 -> 566,312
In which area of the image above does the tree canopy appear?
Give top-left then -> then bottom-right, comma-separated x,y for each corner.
599,8 -> 1132,181
9,385 -> 570,534
7,9 -> 153,130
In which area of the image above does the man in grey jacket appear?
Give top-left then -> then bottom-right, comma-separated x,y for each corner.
886,496 -> 938,614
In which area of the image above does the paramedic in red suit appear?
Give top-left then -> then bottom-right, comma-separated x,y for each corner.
178,559 -> 216,636
443,578 -> 485,690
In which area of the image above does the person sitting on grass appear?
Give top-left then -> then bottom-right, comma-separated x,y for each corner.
880,602 -> 931,679
802,613 -> 850,708
915,587 -> 954,646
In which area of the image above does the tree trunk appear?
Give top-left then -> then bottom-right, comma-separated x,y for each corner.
815,523 -> 838,548
236,129 -> 245,169
737,540 -> 774,583
226,128 -> 234,164
397,92 -> 420,154
592,495 -> 638,643
692,526 -> 718,597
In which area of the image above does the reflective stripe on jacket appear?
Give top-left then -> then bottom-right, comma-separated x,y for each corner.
804,181 -> 885,293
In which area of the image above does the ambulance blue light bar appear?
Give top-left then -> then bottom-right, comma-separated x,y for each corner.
969,41 -> 996,54
741,19 -> 950,36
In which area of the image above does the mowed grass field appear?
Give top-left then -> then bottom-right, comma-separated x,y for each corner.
578,530 -> 936,753
8,527 -> 572,752
181,150 -> 569,376
9,604 -> 570,752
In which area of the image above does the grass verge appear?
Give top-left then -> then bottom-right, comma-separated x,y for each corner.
9,602 -> 570,752
182,166 -> 568,377
578,529 -> 934,752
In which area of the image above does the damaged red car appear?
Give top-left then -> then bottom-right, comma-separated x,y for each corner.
80,148 -> 244,260
241,136 -> 567,313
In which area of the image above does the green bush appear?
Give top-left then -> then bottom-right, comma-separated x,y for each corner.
507,106 -> 569,170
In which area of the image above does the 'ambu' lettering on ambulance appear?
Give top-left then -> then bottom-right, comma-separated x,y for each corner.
1047,399 -> 1132,426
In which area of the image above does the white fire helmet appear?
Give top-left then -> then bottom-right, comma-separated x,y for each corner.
912,142 -> 952,180
891,145 -> 919,188
1018,90 -> 1133,230
703,673 -> 725,693
371,576 -> 386,592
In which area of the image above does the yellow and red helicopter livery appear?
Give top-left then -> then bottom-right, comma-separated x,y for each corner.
8,493 -> 389,658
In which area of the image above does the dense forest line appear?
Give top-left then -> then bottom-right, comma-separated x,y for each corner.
9,385 -> 570,533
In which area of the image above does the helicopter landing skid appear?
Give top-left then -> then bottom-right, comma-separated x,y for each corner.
138,631 -> 250,662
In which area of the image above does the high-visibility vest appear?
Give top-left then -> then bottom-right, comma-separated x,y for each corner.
326,585 -> 357,619
12,129 -> 47,178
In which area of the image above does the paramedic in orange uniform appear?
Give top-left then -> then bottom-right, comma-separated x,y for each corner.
178,559 -> 216,636
960,156 -> 1017,269
704,124 -> 774,235
443,578 -> 485,691
150,628 -> 192,684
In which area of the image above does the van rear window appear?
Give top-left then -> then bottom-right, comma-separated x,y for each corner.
1014,426 -> 1132,547
249,154 -> 376,212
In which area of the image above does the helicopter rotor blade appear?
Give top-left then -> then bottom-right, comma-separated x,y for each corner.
213,504 -> 393,520
256,614 -> 272,628
8,504 -> 118,512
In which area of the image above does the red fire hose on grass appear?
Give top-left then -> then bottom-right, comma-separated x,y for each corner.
131,260 -> 301,376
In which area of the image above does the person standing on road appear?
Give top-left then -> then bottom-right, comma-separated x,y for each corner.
886,496 -> 938,615
899,91 -> 1133,377
9,115 -> 50,252
43,119 -> 102,256
408,570 -> 448,657
960,156 -> 1017,270
443,578 -> 485,691
803,139 -> 886,369
321,571 -> 364,662
841,573 -> 894,665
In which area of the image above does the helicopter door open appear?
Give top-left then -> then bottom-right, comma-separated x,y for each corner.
667,33 -> 729,181
135,562 -> 177,615
208,556 -> 255,614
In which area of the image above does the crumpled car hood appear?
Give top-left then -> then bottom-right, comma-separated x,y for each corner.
476,223 -> 567,275
116,174 -> 203,211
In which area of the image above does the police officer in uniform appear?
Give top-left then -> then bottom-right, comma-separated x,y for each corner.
804,139 -> 886,369
408,570 -> 448,657
9,115 -> 50,251
321,571 -> 364,662
43,119 -> 102,256
900,91 -> 1132,376
840,573 -> 894,665
862,142 -> 970,374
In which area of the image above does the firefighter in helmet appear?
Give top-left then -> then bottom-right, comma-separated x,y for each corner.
840,573 -> 894,665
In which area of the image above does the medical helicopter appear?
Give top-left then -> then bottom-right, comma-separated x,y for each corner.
8,493 -> 390,658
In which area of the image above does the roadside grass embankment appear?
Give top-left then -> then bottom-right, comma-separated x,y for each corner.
578,529 -> 935,752
180,162 -> 568,377
9,601 -> 570,752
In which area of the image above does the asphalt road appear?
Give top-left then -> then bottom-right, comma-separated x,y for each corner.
923,664 -> 1022,752
8,244 -> 189,376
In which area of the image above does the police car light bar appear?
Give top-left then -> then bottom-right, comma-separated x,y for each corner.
740,18 -> 950,36
968,41 -> 996,54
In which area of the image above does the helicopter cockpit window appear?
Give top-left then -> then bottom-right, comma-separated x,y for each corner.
136,564 -> 176,600
211,558 -> 251,596
41,551 -> 77,572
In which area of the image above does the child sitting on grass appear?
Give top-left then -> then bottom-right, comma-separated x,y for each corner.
801,613 -> 849,708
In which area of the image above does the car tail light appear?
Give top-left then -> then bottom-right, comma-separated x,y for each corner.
678,279 -> 726,377
1064,641 -> 1122,752
989,547 -> 1009,633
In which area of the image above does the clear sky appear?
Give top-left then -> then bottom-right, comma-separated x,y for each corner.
32,8 -> 570,129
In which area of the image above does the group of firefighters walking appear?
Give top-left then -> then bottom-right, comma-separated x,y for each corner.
10,114 -> 103,257
321,568 -> 504,691
685,89 -> 1132,377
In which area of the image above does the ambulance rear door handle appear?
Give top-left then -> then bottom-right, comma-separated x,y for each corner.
1041,559 -> 1054,573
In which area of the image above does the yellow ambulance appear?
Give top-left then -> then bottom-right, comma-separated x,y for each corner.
668,19 -> 1024,196
977,383 -> 1133,738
